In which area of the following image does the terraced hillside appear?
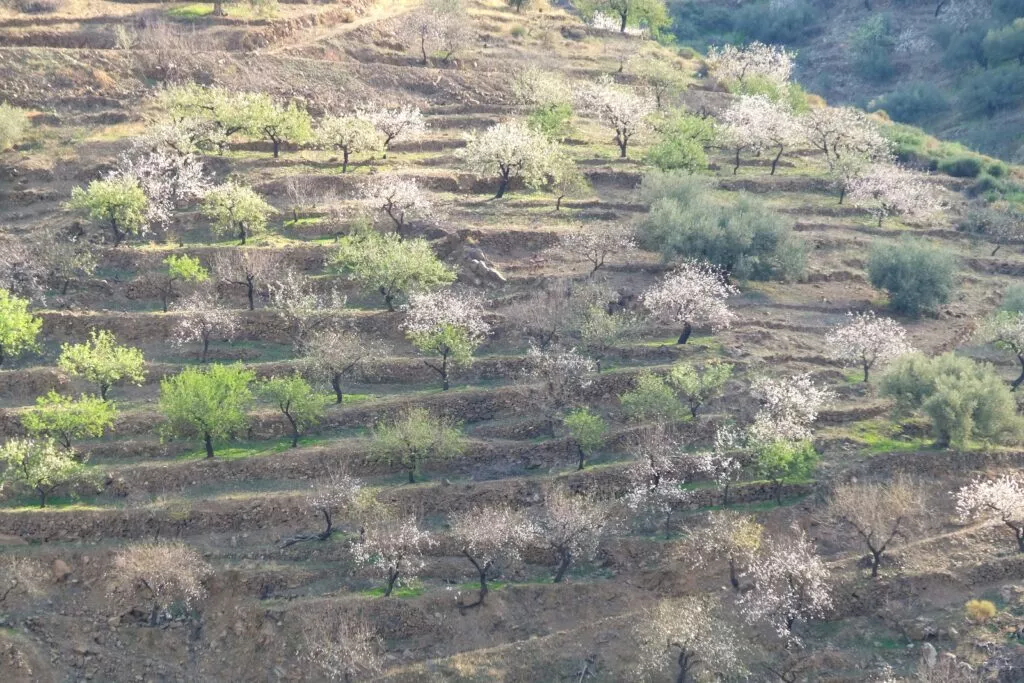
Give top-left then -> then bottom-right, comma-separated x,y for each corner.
2,1 -> 1024,681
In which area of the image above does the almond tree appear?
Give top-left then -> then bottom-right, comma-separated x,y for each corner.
58,330 -> 146,400
316,114 -> 381,172
979,311 -> 1024,390
634,597 -> 746,683
502,279 -> 574,349
402,289 -> 491,391
211,248 -> 283,311
533,489 -> 612,583
260,373 -> 331,447
366,105 -> 427,158
955,474 -> 1024,552
749,373 -> 833,444
848,163 -> 943,227
359,174 -> 434,238
706,42 -> 795,88
623,426 -> 694,538
369,407 -> 465,483
557,224 -> 637,275
0,437 -> 86,508
686,511 -> 764,591
172,289 -> 238,363
108,542 -> 212,625
22,391 -> 116,451
576,77 -> 654,158
402,0 -> 473,65
303,328 -> 389,404
282,470 -> 363,547
449,504 -> 536,609
739,528 -> 832,644
800,106 -> 891,170
159,363 -> 254,459
0,288 -> 41,368
720,95 -> 801,175
352,514 -> 434,596
629,53 -> 687,109
523,345 -> 597,432
244,95 -> 313,158
267,269 -> 347,351
154,254 -> 209,313
111,147 -> 210,230
666,359 -> 734,418
302,611 -> 383,683
640,260 -> 738,344
67,176 -> 149,247
563,407 -> 607,470
461,120 -> 562,198
829,477 -> 928,578
825,311 -> 915,382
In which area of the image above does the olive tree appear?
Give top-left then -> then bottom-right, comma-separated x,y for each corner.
260,373 -> 331,447
369,407 -> 465,483
22,392 -> 116,451
461,120 -> 562,198
58,330 -> 145,400
159,363 -> 255,458
867,237 -> 957,316
67,176 -> 149,247
0,288 -> 41,367
402,289 -> 491,391
201,182 -> 276,245
825,311 -> 914,382
0,437 -> 86,508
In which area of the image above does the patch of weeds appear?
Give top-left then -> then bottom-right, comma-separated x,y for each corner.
167,3 -> 214,19
845,419 -> 930,454
361,583 -> 424,598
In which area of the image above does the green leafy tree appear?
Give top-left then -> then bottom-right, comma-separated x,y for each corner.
22,392 -> 116,450
564,407 -> 607,470
577,304 -> 639,372
983,18 -> 1024,66
159,363 -> 255,458
369,407 -> 465,483
0,288 -> 42,368
528,102 -> 574,141
868,238 -> 957,316
201,182 -> 276,245
645,112 -> 714,173
880,353 -> 1020,449
260,374 -> 331,448
58,330 -> 145,400
620,372 -> 687,424
667,360 -> 733,418
158,254 -> 209,313
0,102 -> 29,152
332,232 -> 456,311
402,290 -> 491,391
67,177 -> 149,247
244,95 -> 313,158
315,114 -> 382,173
0,438 -> 86,508
755,439 -> 818,505
589,0 -> 670,34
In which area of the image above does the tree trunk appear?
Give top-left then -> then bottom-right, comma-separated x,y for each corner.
770,144 -> 784,175
38,489 -> 47,509
441,351 -> 450,391
342,149 -> 350,173
245,279 -> 255,310
556,195 -> 564,211
870,549 -> 883,578
677,321 -> 692,345
734,148 -> 741,174
619,10 -> 627,32
992,244 -> 1002,257
383,569 -> 399,597
729,558 -> 740,591
878,214 -> 884,228
664,509 -> 673,539
577,445 -> 586,470
676,651 -> 691,683
494,175 -> 509,199
381,287 -> 395,312
1012,356 -> 1024,391
838,186 -> 846,205
204,432 -> 215,459
100,383 -> 109,400
272,138 -> 280,159
420,36 -> 428,65
617,135 -> 628,158
722,481 -> 730,507
553,548 -> 572,583
161,288 -> 170,313
61,278 -> 71,296
201,335 -> 210,364
1016,526 -> 1024,552
0,345 -> 5,368
863,361 -> 870,383
407,467 -> 416,484
213,0 -> 225,16
331,374 -> 344,404
286,412 -> 299,447
460,552 -> 490,609
774,479 -> 783,505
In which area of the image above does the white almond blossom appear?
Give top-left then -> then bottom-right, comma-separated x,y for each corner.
706,42 -> 795,87
955,475 -> 1024,553
720,94 -> 801,175
825,311 -> 914,382
749,373 -> 834,443
634,597 -> 746,682
800,106 -> 892,170
402,289 -> 491,341
847,162 -> 944,227
172,289 -> 237,364
351,515 -> 435,597
267,269 -> 347,350
450,504 -> 537,608
111,148 -> 210,228
575,76 -> 654,158
461,120 -> 562,198
534,489 -> 612,583
640,260 -> 738,344
557,224 -> 637,275
365,105 -> 427,156
523,344 -> 597,417
359,174 -> 434,237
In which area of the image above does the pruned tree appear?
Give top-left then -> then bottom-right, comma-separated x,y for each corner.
633,596 -> 746,683
266,269 -> 347,351
108,542 -> 212,625
523,345 -> 597,432
666,359 -> 733,418
739,528 -> 832,644
533,488 -> 612,583
502,279 -> 574,349
848,163 -> 943,227
0,437 -> 86,508
955,474 -> 1024,552
111,147 -> 210,231
260,373 -> 330,448
640,260 -> 738,344
706,42 -> 795,88
333,232 -> 456,311
369,407 -> 465,483
58,330 -> 145,400
366,105 -> 427,158
401,0 -> 473,65
302,328 -> 389,404
0,288 -> 41,368
172,289 -> 238,363
22,391 -> 116,451
358,174 -> 434,238
461,120 -> 562,198
352,514 -> 434,596
576,77 -> 654,158
557,224 -> 637,275
201,181 -> 276,245
316,114 -> 381,173
154,254 -> 209,313
402,289 -> 491,391
720,94 -> 801,175
302,611 -> 383,683
686,511 -> 764,591
449,504 -> 536,609
243,95 -> 313,158
159,363 -> 254,458
979,311 -> 1024,390
563,407 -> 608,470
800,106 -> 891,171
67,176 -> 149,247
283,470 -> 363,547
825,311 -> 915,383
828,477 -> 928,578
211,248 -> 282,311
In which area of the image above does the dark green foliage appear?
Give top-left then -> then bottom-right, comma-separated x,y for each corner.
733,0 -> 820,45
637,172 -> 806,282
867,238 -> 957,316
853,14 -> 897,82
1001,284 -> 1024,314
645,112 -> 714,173
938,156 -> 983,179
961,64 -> 1024,117
880,353 -> 1020,448
871,84 -> 949,125
983,19 -> 1024,67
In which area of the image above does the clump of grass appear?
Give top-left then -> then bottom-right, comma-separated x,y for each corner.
965,599 -> 997,624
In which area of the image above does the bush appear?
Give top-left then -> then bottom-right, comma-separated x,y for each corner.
619,372 -> 686,423
527,102 -> 573,140
853,14 -> 897,82
733,0 -> 820,45
645,112 -> 714,173
880,353 -> 1020,448
871,84 -> 949,125
961,64 -> 1024,117
987,162 -> 1008,178
964,599 -> 997,623
868,238 -> 957,316
943,23 -> 988,68
938,155 -> 983,178
637,172 -> 807,281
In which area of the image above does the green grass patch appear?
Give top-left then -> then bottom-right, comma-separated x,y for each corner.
361,583 -> 424,598
175,435 -> 332,462
844,419 -> 931,454
167,3 -> 214,19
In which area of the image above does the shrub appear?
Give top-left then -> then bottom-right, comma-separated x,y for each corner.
961,64 -> 1024,117
645,112 -> 714,173
0,102 -> 29,152
867,238 -> 957,316
880,353 -> 1020,448
870,84 -> 949,125
988,162 -> 1008,178
853,14 -> 897,82
938,155 -> 983,179
964,599 -> 997,623
527,102 -> 574,140
637,172 -> 806,281
510,25 -> 526,38
733,0 -> 819,45
619,372 -> 686,423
